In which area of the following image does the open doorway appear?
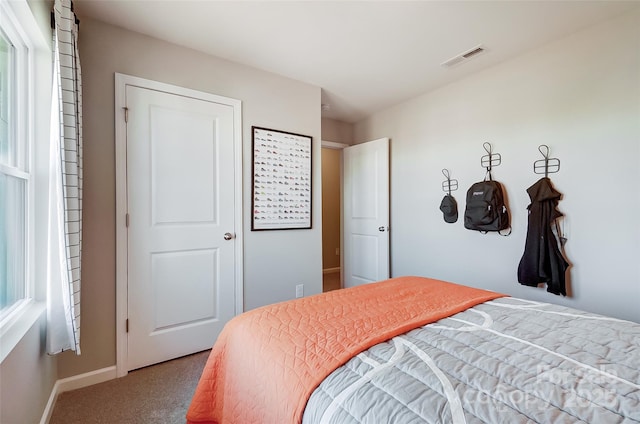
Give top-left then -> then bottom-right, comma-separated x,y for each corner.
320,137 -> 390,291
321,143 -> 345,291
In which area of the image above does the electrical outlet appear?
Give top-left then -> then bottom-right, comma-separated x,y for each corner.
295,284 -> 304,298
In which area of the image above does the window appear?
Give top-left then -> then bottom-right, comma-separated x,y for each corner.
0,6 -> 30,324
0,28 -> 11,148
0,0 -> 49,363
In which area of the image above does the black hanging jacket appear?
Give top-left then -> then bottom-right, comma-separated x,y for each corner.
517,177 -> 569,296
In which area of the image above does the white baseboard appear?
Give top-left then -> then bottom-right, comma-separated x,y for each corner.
40,365 -> 117,424
323,267 -> 341,274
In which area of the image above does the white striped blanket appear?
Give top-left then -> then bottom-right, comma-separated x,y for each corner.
303,298 -> 640,423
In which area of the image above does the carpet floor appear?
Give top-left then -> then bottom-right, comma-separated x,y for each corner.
49,350 -> 210,424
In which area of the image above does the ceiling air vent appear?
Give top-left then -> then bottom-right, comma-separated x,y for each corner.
441,45 -> 486,68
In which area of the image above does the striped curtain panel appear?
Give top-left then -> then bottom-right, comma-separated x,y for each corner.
47,0 -> 82,355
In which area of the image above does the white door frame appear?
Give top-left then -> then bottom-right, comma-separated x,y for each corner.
322,140 -> 349,150
114,73 -> 244,377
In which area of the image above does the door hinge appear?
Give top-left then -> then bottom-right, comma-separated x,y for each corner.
126,319 -> 129,333
123,106 -> 129,123
126,213 -> 130,227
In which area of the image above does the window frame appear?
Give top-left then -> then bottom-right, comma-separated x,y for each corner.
0,8 -> 30,323
0,0 -> 51,364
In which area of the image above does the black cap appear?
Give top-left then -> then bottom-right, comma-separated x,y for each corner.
439,195 -> 458,223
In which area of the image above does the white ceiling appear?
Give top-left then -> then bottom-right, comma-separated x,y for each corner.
74,0 -> 639,123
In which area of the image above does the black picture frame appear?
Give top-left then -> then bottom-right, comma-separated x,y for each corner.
251,126 -> 312,230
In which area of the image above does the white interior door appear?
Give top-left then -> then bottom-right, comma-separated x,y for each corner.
125,84 -> 238,371
343,138 -> 390,288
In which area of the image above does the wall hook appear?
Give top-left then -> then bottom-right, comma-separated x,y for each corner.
480,142 -> 501,179
534,144 -> 560,177
441,169 -> 458,195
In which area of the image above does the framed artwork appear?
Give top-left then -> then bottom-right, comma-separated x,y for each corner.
251,126 -> 312,230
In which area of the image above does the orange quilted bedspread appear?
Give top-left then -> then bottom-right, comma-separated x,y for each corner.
186,276 -> 506,424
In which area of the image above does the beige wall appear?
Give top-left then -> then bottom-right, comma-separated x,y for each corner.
321,148 -> 341,270
322,117 -> 354,144
54,17 -> 323,379
1,315 -> 57,424
354,10 -> 640,322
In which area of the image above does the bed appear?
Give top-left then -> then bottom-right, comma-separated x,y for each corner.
186,276 -> 640,424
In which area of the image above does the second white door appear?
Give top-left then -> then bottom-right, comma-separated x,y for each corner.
125,83 -> 239,370
343,138 -> 390,288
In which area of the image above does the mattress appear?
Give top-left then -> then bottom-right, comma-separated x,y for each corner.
303,297 -> 640,423
186,277 -> 640,424
186,277 -> 503,423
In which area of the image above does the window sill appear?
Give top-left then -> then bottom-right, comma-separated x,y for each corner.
0,300 -> 46,364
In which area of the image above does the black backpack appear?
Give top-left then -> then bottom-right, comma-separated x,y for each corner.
464,179 -> 510,234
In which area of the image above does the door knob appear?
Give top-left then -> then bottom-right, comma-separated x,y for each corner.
224,232 -> 234,240
378,226 -> 387,232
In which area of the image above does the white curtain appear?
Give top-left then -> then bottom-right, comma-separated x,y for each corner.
47,0 -> 82,355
